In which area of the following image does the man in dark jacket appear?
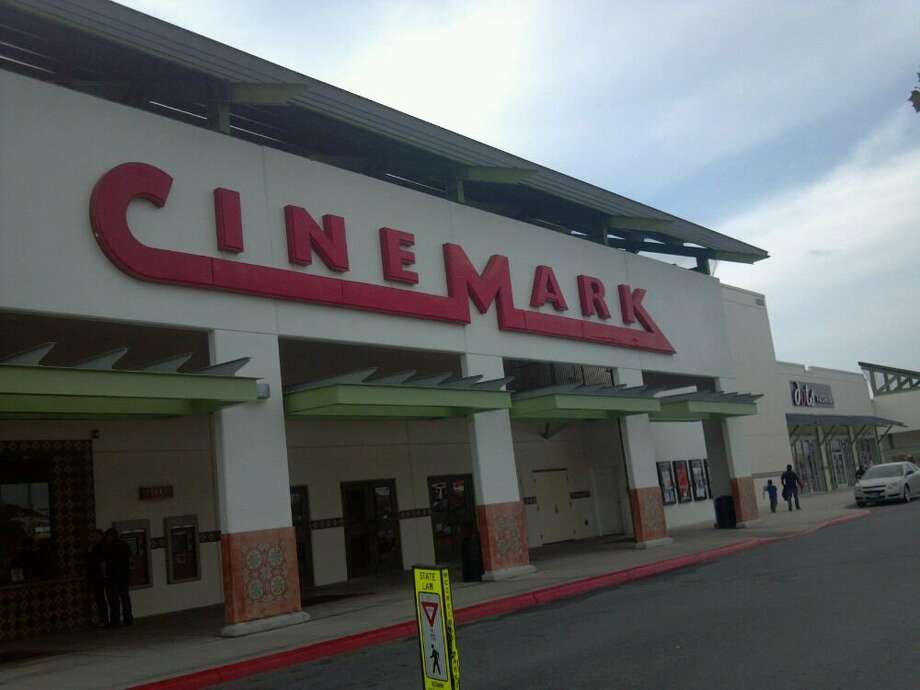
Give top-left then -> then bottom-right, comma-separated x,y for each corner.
104,528 -> 133,627
87,529 -> 108,627
781,464 -> 803,511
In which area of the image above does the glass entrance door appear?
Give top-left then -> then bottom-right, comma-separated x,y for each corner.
428,475 -> 475,564
341,479 -> 403,578
290,486 -> 313,593
793,438 -> 826,494
830,438 -> 854,488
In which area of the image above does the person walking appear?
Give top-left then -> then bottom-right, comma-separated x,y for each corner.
87,529 -> 108,627
762,479 -> 779,513
780,464 -> 803,511
103,528 -> 133,627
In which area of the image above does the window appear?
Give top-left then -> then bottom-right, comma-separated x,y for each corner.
164,515 -> 200,584
0,457 -> 55,586
113,519 -> 152,589
861,464 -> 904,480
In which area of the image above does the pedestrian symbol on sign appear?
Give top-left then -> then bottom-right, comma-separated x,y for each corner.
430,644 -> 441,675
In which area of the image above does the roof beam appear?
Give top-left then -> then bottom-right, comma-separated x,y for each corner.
607,215 -> 675,233
456,166 -> 537,184
605,238 -> 715,260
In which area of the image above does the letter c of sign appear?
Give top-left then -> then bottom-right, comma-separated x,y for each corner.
89,162 -> 214,286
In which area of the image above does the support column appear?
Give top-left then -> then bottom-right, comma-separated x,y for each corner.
703,378 -> 760,527
816,425 -> 835,491
848,426 -> 862,477
615,369 -> 672,548
210,330 -> 308,636
462,354 -> 535,580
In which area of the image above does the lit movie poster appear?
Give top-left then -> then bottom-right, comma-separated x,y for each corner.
673,460 -> 693,503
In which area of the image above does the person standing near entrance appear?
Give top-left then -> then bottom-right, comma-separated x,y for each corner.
762,480 -> 778,513
87,529 -> 108,627
781,465 -> 803,511
103,528 -> 133,627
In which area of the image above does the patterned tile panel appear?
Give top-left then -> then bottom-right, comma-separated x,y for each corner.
628,487 -> 667,543
476,501 -> 530,574
0,440 -> 94,641
221,527 -> 302,624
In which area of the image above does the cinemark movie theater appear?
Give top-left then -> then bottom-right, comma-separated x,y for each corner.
0,0 -> 822,640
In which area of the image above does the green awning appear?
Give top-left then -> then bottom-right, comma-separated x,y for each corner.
511,384 -> 661,420
284,369 -> 511,420
652,391 -> 761,421
0,343 -> 262,419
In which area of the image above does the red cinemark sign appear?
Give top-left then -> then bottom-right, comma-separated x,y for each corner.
89,163 -> 674,354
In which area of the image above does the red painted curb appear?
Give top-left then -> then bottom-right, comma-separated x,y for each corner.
128,512 -> 869,690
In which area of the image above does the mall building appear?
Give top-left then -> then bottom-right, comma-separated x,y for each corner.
0,0 -> 914,641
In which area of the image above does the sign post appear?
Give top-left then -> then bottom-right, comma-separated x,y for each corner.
412,565 -> 460,689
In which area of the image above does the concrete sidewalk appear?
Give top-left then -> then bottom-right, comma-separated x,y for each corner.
0,490 -> 866,690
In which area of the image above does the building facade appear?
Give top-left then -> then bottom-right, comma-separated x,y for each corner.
1,0 -> 912,642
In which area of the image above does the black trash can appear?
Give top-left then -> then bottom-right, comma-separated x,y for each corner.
461,533 -> 484,582
714,495 -> 737,529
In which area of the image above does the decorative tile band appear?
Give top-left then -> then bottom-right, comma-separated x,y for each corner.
522,496 -> 537,505
570,490 -> 591,500
309,517 -> 343,530
150,530 -> 221,549
398,508 -> 431,519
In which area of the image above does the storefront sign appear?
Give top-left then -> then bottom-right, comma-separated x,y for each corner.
412,565 -> 460,690
138,485 -> 173,500
89,163 -> 675,354
790,381 -> 834,408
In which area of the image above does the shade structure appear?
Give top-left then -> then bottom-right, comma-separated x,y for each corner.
785,413 -> 903,428
510,384 -> 661,420
0,343 -> 261,419
652,391 -> 761,421
283,368 -> 512,420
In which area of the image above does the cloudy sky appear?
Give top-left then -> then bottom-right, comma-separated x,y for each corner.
119,0 -> 920,372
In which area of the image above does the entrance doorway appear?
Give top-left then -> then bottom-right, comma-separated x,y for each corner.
830,438 -> 854,488
428,475 -> 476,564
341,480 -> 403,578
290,486 -> 314,593
533,469 -> 575,544
793,438 -> 826,494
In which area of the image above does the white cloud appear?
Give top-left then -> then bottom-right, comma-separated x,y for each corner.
717,106 -> 920,369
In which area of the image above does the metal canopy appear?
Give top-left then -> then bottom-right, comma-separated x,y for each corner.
785,413 -> 904,428
1,0 -> 768,265
284,368 -> 511,420
510,384 -> 661,420
0,342 -> 261,419
652,391 -> 761,421
858,361 -> 920,397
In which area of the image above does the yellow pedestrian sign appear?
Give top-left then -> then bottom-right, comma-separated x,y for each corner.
413,565 -> 460,689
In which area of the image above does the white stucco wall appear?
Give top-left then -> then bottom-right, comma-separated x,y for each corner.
0,69 -> 734,382
285,418 -> 471,585
873,390 -> 920,432
512,421 -> 600,547
0,418 -> 223,618
649,421 -> 714,528
720,286 -> 795,488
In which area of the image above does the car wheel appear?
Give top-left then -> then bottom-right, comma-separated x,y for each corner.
904,486 -> 911,504
856,501 -> 866,507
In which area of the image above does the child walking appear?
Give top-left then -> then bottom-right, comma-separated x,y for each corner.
763,479 -> 778,513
